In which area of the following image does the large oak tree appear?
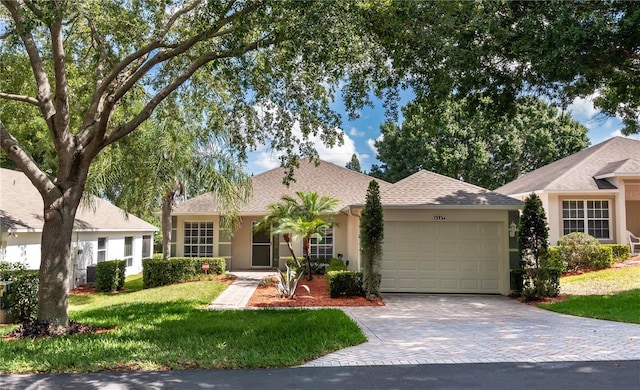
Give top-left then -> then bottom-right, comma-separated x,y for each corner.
372,96 -> 589,188
367,1 -> 640,135
0,0 -> 389,327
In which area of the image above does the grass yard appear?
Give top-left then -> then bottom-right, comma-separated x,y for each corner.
0,275 -> 366,374
539,266 -> 640,324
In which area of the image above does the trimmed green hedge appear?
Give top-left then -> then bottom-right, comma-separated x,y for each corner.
600,244 -> 631,263
541,243 -> 615,273
0,263 -> 39,323
96,260 -> 126,292
326,270 -> 363,298
143,257 -> 225,288
327,258 -> 347,272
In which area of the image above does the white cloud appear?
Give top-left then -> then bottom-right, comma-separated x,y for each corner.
567,95 -> 599,119
367,135 -> 383,156
349,127 -> 365,137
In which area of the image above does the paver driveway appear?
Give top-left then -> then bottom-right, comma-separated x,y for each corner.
302,294 -> 640,367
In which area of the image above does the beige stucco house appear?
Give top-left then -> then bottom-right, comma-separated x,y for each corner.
496,136 -> 640,247
0,168 -> 158,288
172,159 -> 522,295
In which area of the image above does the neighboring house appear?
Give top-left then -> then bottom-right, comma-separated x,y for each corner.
0,168 -> 158,288
172,159 -> 522,295
496,136 -> 640,246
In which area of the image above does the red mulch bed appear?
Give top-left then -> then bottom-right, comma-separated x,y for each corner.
247,275 -> 384,307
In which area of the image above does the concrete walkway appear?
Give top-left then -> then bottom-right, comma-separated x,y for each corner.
207,271 -> 272,310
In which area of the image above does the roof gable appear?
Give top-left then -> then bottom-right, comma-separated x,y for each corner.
379,170 -> 522,207
496,137 -> 640,195
173,159 -> 392,215
1,168 -> 157,232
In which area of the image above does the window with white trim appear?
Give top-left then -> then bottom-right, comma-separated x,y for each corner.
310,226 -> 333,259
142,235 -> 152,259
97,237 -> 107,262
183,221 -> 214,257
562,200 -> 610,239
124,236 -> 133,266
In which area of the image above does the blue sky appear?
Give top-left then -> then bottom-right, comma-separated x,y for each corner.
246,94 -> 640,176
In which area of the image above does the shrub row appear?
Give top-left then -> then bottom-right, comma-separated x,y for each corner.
326,270 -> 363,298
0,262 -> 39,323
285,257 -> 333,275
542,244 -> 614,273
95,260 -> 126,292
511,267 -> 561,301
600,244 -> 631,263
143,257 -> 225,288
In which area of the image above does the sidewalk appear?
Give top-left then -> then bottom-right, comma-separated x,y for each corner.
207,271 -> 271,310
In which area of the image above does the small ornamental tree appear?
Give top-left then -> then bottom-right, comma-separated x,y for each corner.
518,193 -> 549,268
346,154 -> 362,173
360,180 -> 383,300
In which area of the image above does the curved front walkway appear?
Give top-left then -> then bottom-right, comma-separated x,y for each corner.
302,294 -> 640,367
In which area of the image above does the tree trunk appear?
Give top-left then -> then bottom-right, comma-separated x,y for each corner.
161,191 -> 173,260
37,186 -> 83,327
303,237 -> 313,281
283,233 -> 301,268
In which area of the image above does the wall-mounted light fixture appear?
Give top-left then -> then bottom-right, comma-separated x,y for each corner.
509,222 -> 518,237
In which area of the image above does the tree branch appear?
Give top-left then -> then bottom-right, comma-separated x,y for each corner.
0,120 -> 58,200
1,0 -> 56,125
103,37 -> 276,147
0,92 -> 39,105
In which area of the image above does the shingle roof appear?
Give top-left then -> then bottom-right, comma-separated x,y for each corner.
378,170 -> 522,208
0,168 -> 158,232
172,158 -> 392,215
496,137 -> 640,195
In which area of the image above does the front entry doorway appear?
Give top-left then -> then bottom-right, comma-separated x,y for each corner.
252,223 -> 272,267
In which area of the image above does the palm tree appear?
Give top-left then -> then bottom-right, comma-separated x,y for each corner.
254,202 -> 301,268
281,191 -> 339,280
89,112 -> 252,260
255,191 -> 338,280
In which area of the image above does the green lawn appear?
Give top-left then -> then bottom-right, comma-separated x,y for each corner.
0,275 -> 366,373
539,266 -> 640,324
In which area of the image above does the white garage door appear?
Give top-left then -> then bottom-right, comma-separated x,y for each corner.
381,222 -> 503,293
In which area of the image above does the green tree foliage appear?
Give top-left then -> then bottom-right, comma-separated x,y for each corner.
518,193 -> 549,268
360,180 -> 383,300
258,191 -> 339,281
0,1 -> 390,327
345,153 -> 362,173
374,96 -> 589,188
367,1 -> 640,135
87,110 -> 251,260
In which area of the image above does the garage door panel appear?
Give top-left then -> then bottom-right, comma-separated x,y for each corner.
382,221 -> 503,294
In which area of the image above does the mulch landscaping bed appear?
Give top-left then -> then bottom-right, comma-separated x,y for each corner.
247,275 -> 384,308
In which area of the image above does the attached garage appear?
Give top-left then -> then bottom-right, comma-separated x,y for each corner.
372,170 -> 523,296
382,221 -> 503,293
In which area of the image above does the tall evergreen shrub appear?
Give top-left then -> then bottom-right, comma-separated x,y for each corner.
360,180 -> 383,300
518,193 -> 549,268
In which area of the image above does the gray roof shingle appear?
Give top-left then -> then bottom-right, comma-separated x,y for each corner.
1,168 -> 157,232
378,170 -> 522,208
172,158 -> 392,215
496,137 -> 640,195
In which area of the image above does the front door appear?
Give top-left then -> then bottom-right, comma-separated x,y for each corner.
252,223 -> 272,267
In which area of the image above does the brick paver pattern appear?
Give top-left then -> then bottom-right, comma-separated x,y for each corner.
302,294 -> 640,367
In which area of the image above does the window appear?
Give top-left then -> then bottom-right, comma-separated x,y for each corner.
310,226 -> 333,259
142,235 -> 152,259
170,216 -> 177,257
124,236 -> 133,266
562,200 -> 610,239
97,237 -> 107,262
183,221 -> 214,257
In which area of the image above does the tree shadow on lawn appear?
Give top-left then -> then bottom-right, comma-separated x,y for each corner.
2,301 -> 363,372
